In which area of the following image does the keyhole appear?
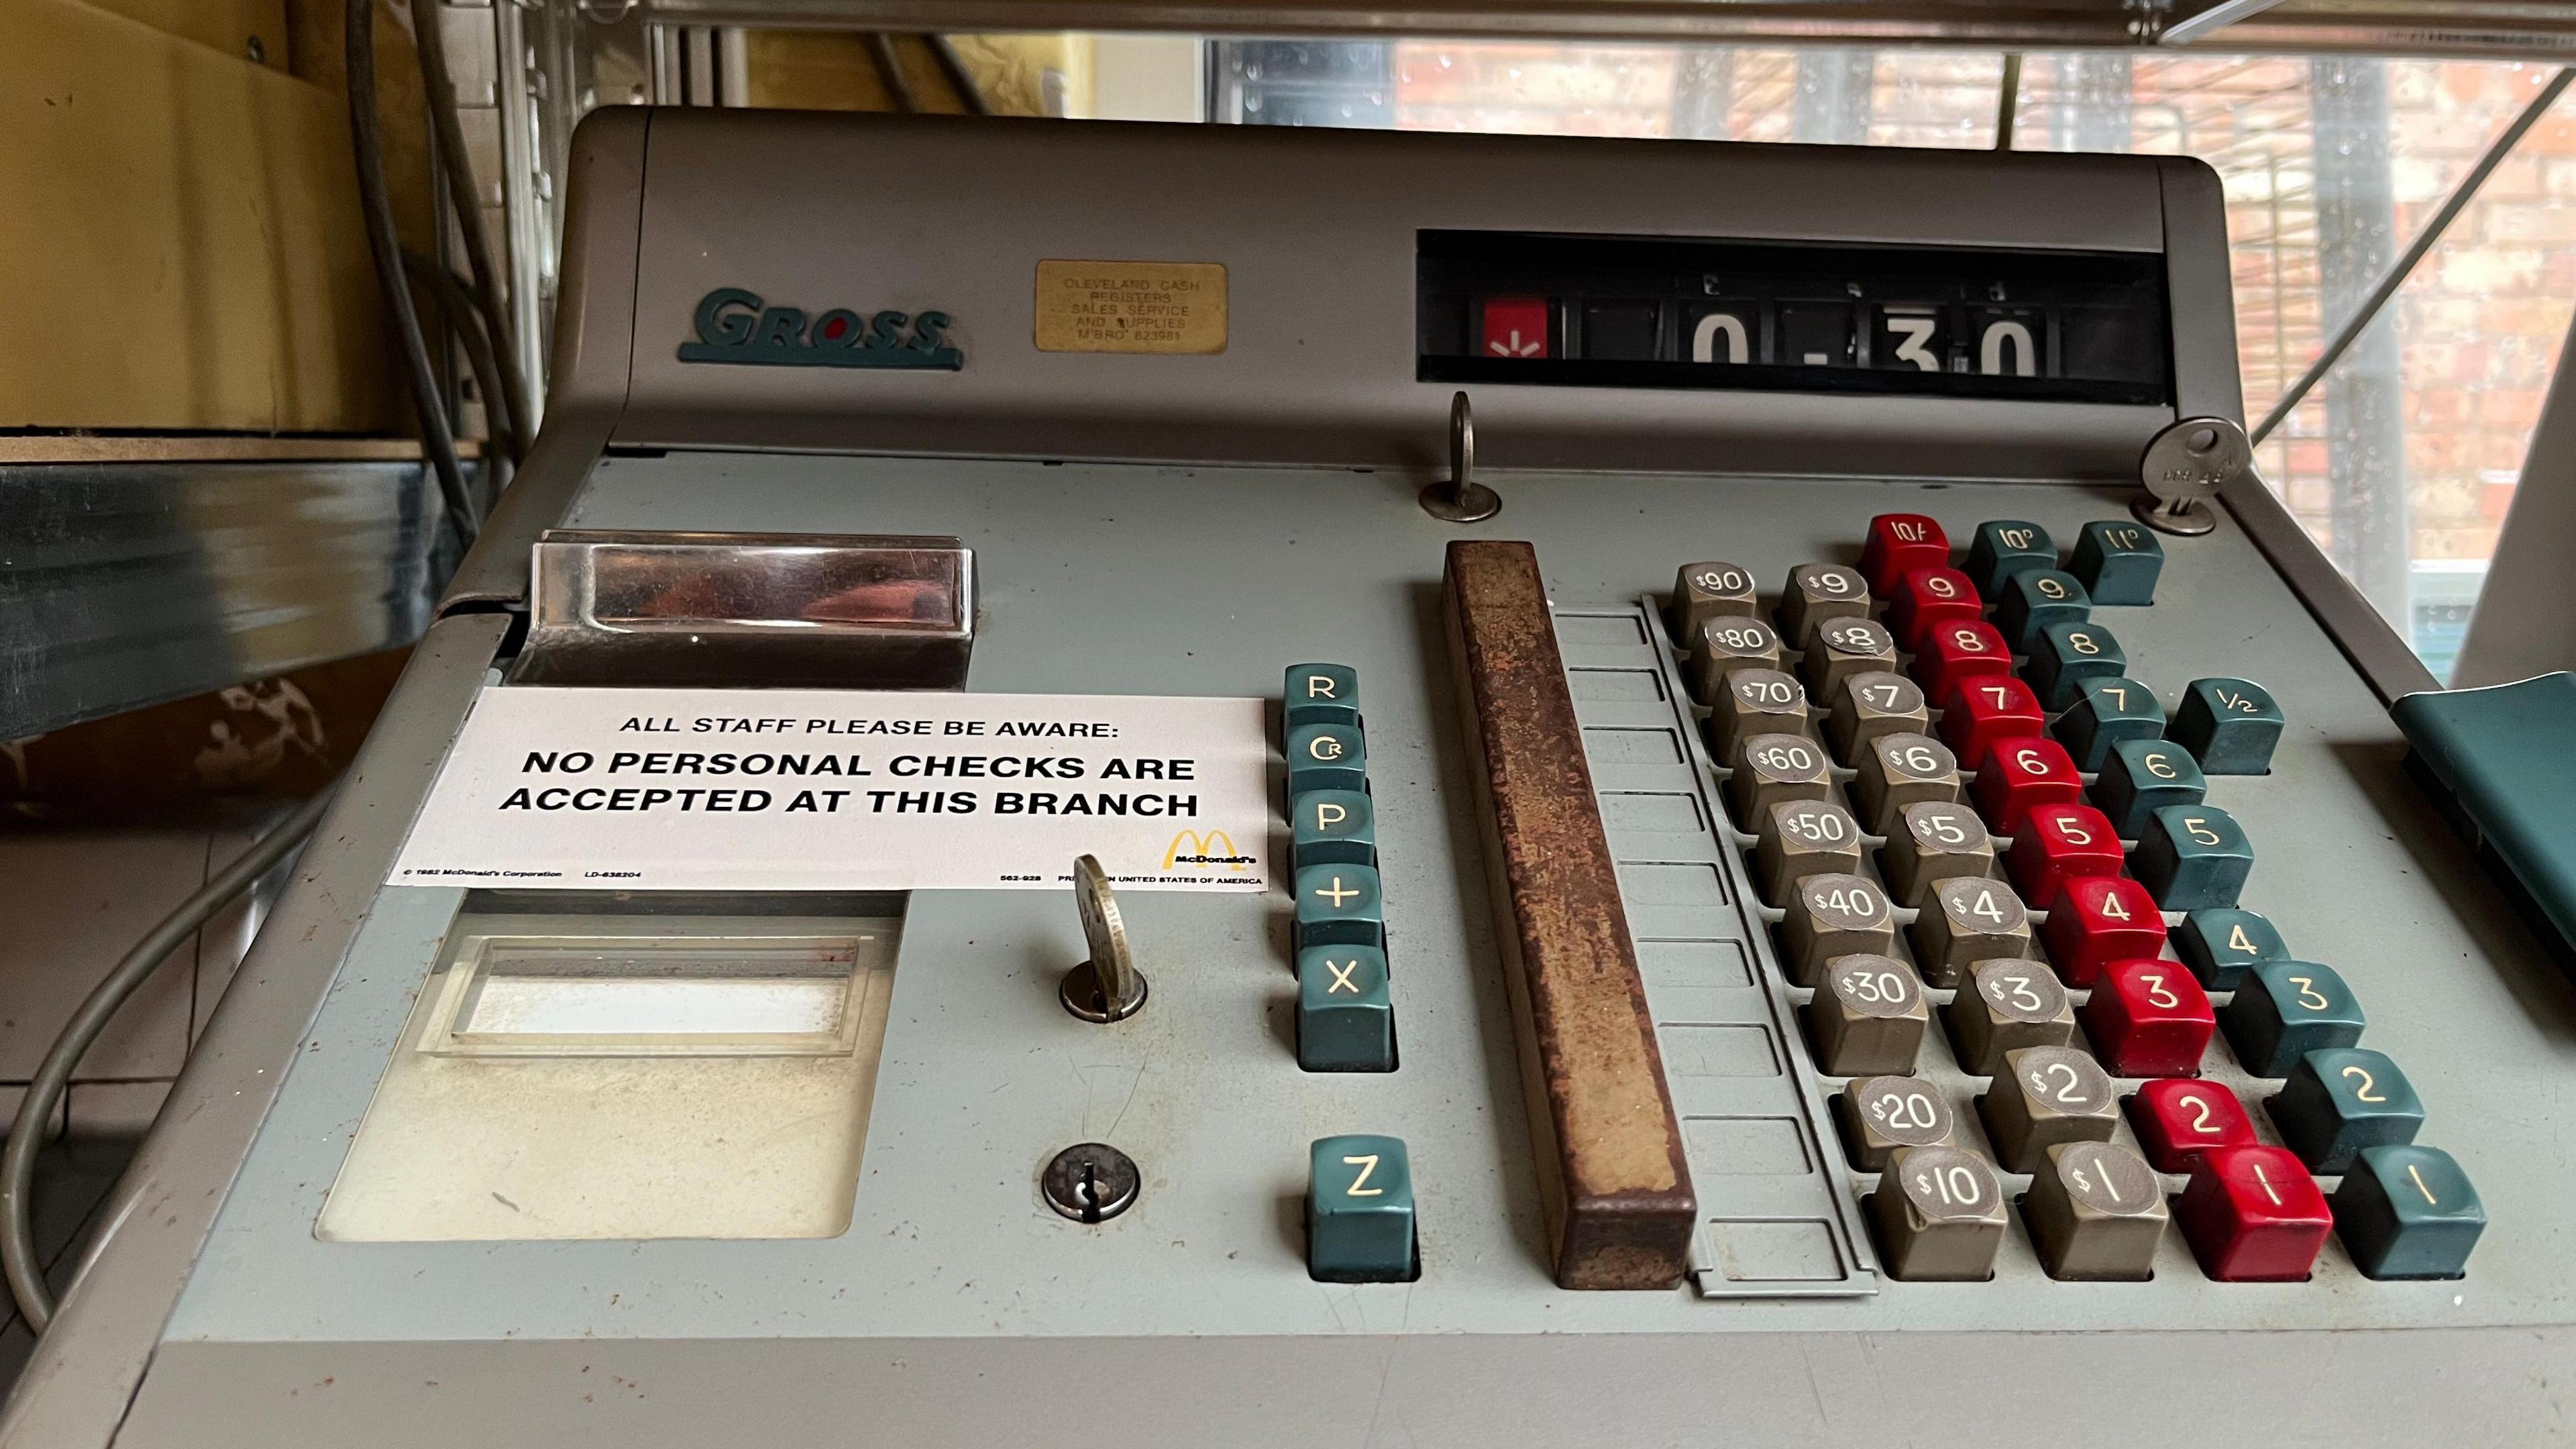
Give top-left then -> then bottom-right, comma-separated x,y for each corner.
1077,1163 -> 1101,1221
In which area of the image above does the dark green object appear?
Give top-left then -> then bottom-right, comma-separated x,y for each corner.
2269,1046 -> 2422,1172
1298,946 -> 1395,1072
2219,960 -> 2363,1077
2334,1144 -> 2485,1280
2093,737 -> 2206,837
1285,663 -> 1362,728
2027,620 -> 2126,710
2176,907 -> 2288,990
1295,863 -> 1385,950
1966,520 -> 2057,596
1285,722 -> 1367,796
1293,789 -> 1377,869
2133,803 -> 2255,910
2070,519 -> 2163,605
2172,677 -> 2284,775
2052,676 -> 2165,771
1993,569 -> 2089,654
2392,672 -> 2576,965
1307,1134 -> 1417,1281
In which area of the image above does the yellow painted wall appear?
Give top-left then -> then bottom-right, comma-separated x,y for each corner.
81,0 -> 289,70
744,32 -> 1090,118
1,0 -> 399,432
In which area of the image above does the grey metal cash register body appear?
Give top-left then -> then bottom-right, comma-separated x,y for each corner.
11,110 -> 2574,1446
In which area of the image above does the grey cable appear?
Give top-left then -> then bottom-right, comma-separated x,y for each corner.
2253,66 -> 2575,446
0,786 -> 335,1334
416,0 -> 534,465
403,251 -> 511,482
866,33 -> 919,113
347,0 -> 480,545
928,35 -> 992,116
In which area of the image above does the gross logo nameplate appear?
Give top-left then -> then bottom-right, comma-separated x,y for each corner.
389,688 -> 1267,892
678,286 -> 963,370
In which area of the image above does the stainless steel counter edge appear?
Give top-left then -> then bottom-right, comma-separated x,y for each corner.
2221,470 -> 2440,704
0,612 -> 509,1449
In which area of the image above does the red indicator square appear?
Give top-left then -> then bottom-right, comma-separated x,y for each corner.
2128,1079 -> 2257,1172
2081,958 -> 2215,1077
2178,1144 -> 2332,1281
1861,514 -> 1950,595
2005,803 -> 2124,905
2041,875 -> 2166,986
1973,736 -> 2085,833
1913,620 -> 2012,702
1479,297 -> 1552,360
1939,674 -> 2044,769
1888,567 -> 1984,652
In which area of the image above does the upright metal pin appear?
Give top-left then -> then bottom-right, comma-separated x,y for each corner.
1059,853 -> 1146,1022
1419,390 -> 1502,523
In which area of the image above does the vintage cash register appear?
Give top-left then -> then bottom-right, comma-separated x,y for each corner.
11,110 -> 2576,1447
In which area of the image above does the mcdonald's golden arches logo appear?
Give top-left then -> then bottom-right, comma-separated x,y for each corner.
1164,830 -> 1256,872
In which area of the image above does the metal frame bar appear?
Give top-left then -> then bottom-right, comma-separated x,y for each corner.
621,0 -> 2576,58
2159,0 -> 2294,47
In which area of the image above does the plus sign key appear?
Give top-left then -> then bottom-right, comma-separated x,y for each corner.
1295,864 -> 1385,951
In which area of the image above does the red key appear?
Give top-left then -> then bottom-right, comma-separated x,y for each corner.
1913,620 -> 2012,701
1940,675 -> 2045,772
1888,566 -> 1984,651
2006,804 -> 2124,904
1860,514 -> 1950,595
2178,1144 -> 2332,1281
2127,1079 -> 2258,1172
1974,737 -> 2085,833
2081,958 -> 2216,1076
2041,875 -> 2166,986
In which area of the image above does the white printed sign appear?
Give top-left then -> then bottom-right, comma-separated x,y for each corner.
388,687 -> 1270,892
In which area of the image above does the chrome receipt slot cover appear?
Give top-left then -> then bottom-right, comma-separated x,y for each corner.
515,529 -> 975,688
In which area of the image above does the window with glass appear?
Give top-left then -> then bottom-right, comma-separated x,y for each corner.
1215,40 -> 2576,682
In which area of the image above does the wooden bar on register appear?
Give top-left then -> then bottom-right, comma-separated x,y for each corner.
1442,539 -> 1697,1289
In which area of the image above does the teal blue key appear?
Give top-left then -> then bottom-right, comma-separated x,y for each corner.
2092,737 -> 2205,837
1298,947 -> 1395,1072
2269,1047 -> 2422,1172
1285,722 -> 1366,795
1966,520 -> 2057,596
2132,804 -> 2255,910
1993,569 -> 2090,653
1307,1134 -> 1417,1282
1293,789 -> 1376,868
1285,663 -> 1360,728
1295,863 -> 1384,949
2171,677 -> 2284,775
2219,960 -> 2363,1077
2070,520 -> 2163,605
2027,620 -> 2127,711
2334,1144 -> 2485,1280
2176,907 -> 2288,990
2051,676 -> 2165,771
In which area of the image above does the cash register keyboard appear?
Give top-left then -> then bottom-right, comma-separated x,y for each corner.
1567,512 -> 2479,1290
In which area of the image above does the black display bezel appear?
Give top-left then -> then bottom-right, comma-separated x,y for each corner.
1417,229 -> 2174,407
